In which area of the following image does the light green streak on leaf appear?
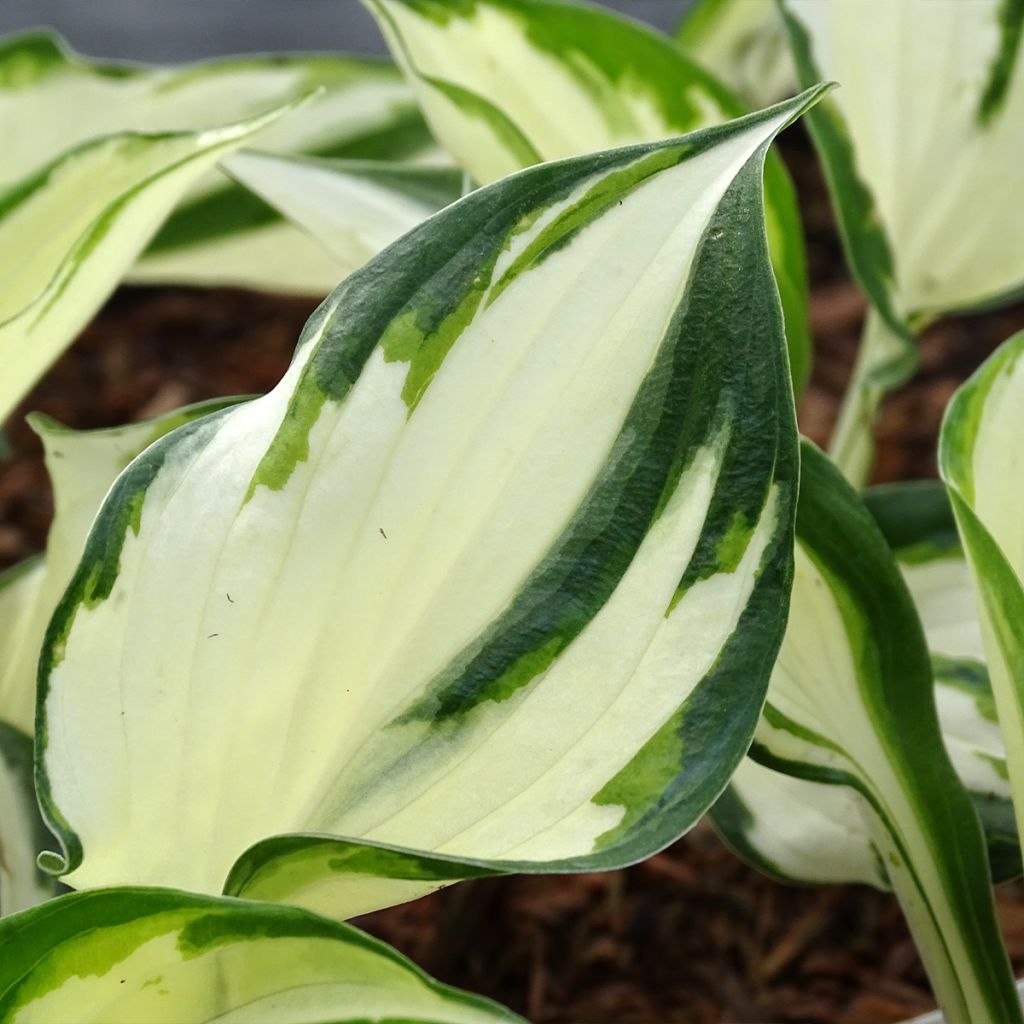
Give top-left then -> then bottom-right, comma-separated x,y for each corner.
591,706 -> 685,849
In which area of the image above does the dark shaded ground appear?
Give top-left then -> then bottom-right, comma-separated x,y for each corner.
4,130 -> 1024,1022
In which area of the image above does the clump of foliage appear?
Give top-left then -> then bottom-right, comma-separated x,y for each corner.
0,2 -> 1022,1022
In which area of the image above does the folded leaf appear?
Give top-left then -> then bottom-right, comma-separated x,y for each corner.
0,722 -> 56,917
717,479 -> 1019,888
676,0 -> 795,107
36,91 -> 825,914
363,0 -> 813,394
719,442 -> 1019,1023
222,152 -> 463,281
0,887 -> 521,1023
0,563 -> 56,917
1,29 -> 443,295
941,330 -> 1024,860
778,0 -> 1024,480
0,102 -> 298,427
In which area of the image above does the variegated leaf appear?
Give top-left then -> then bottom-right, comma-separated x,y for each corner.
719,442 -> 1019,1023
1,29 -> 444,296
0,559 -> 42,737
0,722 -> 55,917
0,888 -> 521,1023
717,480 -> 1019,890
778,0 -> 1024,482
223,152 -> 463,281
0,561 -> 54,917
363,0 -> 814,393
676,0 -> 795,107
0,402 -> 247,917
941,330 -> 1024,869
36,91 -> 826,916
1,401 -> 245,740
0,102 -> 298,426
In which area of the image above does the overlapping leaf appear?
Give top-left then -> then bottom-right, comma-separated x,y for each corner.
223,152 -> 463,281
36,92 -> 824,917
363,0 -> 813,393
716,480 -> 1019,888
0,102 -> 297,426
941,330 -> 1024,859
717,443 -> 1019,1023
778,0 -> 1024,480
0,888 -> 521,1023
0,29 -> 445,295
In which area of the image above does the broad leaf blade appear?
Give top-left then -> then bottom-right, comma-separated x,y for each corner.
0,888 -> 521,1023
1,29 -> 444,295
0,103 -> 298,426
727,443 -> 1019,1023
364,0 -> 814,393
37,92 -> 825,910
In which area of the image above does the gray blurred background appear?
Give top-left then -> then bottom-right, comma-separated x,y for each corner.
0,1 -> 694,61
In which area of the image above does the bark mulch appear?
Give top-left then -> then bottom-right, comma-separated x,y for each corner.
4,128 -> 1024,1022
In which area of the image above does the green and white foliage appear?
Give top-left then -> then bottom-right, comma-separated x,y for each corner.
0,563 -> 54,916
0,888 -> 522,1023
942,331 -> 1024,862
0,402 -> 244,918
867,482 -> 1014,863
0,30 -> 444,296
0,401 -> 244,738
35,92 -> 825,917
778,0 -> 1024,482
0,720 -> 54,918
223,152 -> 463,283
717,442 -> 1019,1024
0,103 -> 296,427
717,479 -> 1019,891
676,0 -> 795,108
362,0 -> 814,393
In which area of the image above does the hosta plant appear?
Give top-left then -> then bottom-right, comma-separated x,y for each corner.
0,84 -> 842,1016
3,1 -> 1024,1021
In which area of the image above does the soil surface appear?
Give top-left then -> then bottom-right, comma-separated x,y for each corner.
4,130 -> 1024,1023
